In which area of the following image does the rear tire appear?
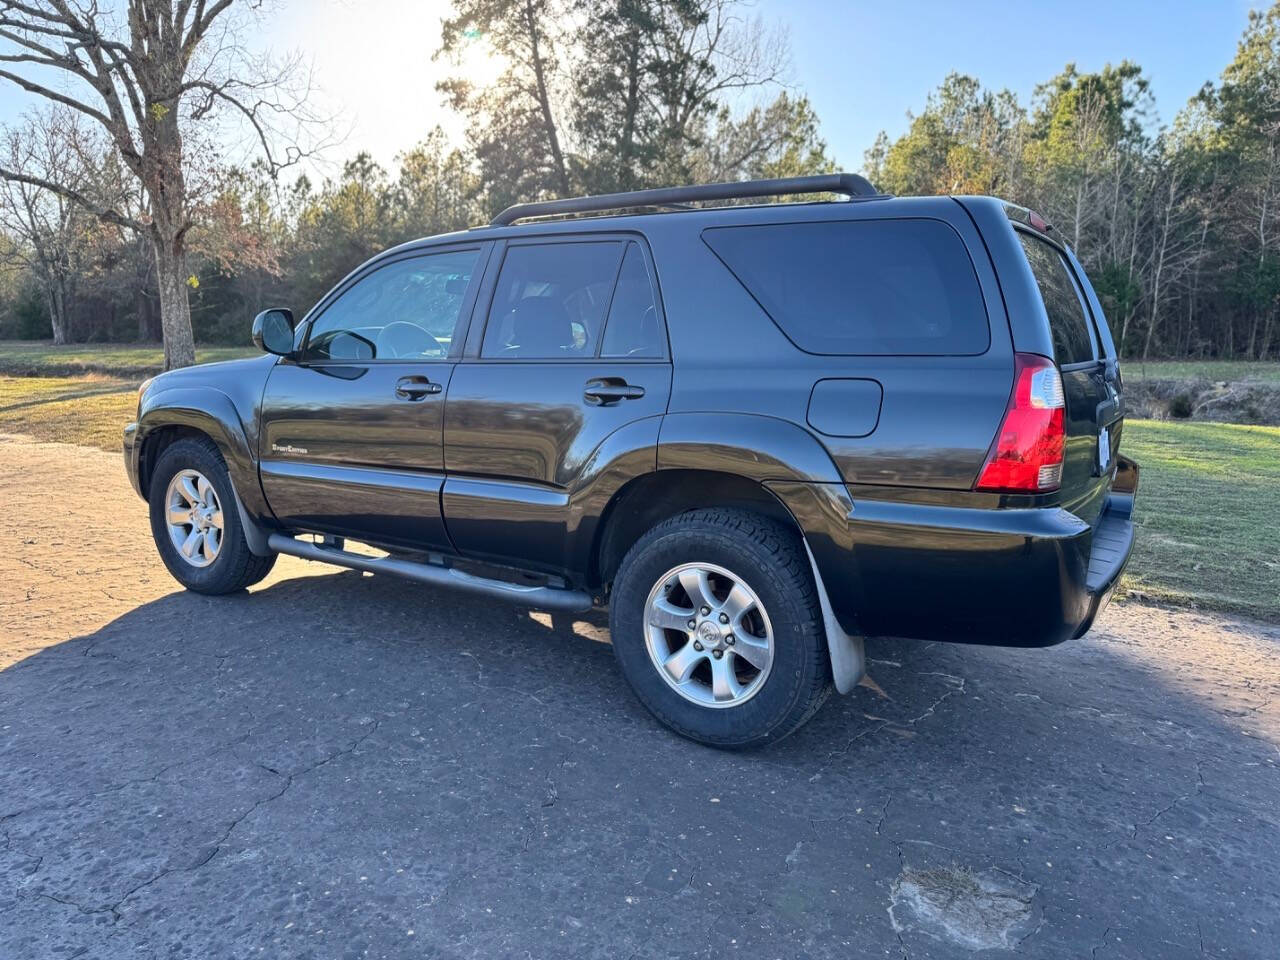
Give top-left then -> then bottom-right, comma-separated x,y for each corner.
148,436 -> 277,594
609,509 -> 832,748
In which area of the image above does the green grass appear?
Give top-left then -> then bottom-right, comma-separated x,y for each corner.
1120,418 -> 1280,621
1122,359 -> 1280,383
0,340 -> 257,378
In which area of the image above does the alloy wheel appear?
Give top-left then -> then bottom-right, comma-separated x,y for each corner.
642,562 -> 775,708
164,469 -> 224,568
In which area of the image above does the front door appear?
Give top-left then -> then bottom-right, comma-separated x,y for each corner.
259,244 -> 487,550
443,237 -> 672,574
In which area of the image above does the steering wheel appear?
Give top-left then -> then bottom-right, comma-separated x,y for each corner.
376,322 -> 439,359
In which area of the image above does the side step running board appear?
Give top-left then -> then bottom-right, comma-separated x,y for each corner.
266,534 -> 594,613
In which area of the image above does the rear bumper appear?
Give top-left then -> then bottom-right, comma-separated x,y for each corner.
1072,456 -> 1139,640
807,456 -> 1139,648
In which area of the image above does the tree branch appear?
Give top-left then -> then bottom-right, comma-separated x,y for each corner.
0,164 -> 145,231
0,68 -> 122,135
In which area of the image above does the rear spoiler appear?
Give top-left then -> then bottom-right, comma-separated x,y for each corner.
1002,202 -> 1054,236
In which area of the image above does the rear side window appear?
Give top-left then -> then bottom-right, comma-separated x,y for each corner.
701,219 -> 990,355
482,241 -> 622,359
1017,232 -> 1096,365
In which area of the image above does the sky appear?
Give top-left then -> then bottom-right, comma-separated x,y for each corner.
773,0 -> 1262,166
0,0 -> 1266,180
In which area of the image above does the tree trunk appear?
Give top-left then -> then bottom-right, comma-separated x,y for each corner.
524,0 -> 569,197
618,28 -> 642,190
43,283 -> 67,345
152,227 -> 196,369
137,285 -> 150,342
1073,179 -> 1084,253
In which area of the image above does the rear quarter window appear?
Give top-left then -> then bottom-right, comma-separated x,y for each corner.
1016,232 -> 1097,365
701,218 -> 990,356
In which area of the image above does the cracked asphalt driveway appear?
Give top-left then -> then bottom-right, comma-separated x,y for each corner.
2,435 -> 1279,959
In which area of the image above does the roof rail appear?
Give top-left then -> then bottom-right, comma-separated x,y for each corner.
489,173 -> 882,227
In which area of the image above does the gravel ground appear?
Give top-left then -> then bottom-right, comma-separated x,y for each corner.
1,435 -> 1278,960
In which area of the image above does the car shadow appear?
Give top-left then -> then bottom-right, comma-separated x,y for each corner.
1,567 -> 1276,960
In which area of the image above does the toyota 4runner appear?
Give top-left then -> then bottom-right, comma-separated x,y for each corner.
124,174 -> 1138,747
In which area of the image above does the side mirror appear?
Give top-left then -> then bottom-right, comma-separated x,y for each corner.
252,308 -> 295,357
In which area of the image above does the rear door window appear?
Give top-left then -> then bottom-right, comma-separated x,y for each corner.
481,241 -> 623,359
1017,232 -> 1097,365
701,219 -> 990,355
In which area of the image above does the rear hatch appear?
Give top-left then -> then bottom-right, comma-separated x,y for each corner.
1011,225 -> 1121,526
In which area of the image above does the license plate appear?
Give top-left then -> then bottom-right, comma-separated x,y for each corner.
1098,427 -> 1111,471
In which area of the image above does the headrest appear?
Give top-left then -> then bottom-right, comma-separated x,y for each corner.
510,297 -> 572,355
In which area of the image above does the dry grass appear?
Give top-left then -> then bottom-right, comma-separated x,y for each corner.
1123,359 -> 1280,383
0,375 -> 137,451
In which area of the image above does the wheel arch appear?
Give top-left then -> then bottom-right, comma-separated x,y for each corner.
591,469 -> 798,589
592,411 -> 858,591
590,412 -> 866,694
136,387 -> 274,547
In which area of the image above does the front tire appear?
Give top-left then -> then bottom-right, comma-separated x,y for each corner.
609,509 -> 832,748
148,435 -> 276,594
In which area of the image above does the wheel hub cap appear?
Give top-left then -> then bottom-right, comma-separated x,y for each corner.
696,620 -> 722,649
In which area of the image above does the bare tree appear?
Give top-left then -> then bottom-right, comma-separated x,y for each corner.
0,108 -> 104,343
1142,160 -> 1198,363
0,1 -> 321,368
644,1 -> 790,183
1243,117 -> 1280,359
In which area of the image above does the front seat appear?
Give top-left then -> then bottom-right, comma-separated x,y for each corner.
507,297 -> 573,357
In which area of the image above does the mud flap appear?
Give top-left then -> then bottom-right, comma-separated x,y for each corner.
228,480 -> 273,557
803,539 -> 866,694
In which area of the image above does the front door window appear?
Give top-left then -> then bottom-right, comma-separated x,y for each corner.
302,249 -> 480,362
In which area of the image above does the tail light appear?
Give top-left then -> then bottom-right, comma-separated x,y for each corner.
976,353 -> 1065,493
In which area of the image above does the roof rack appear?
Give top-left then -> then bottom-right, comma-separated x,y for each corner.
489,173 -> 883,227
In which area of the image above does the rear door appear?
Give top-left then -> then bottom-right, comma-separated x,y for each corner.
442,235 -> 672,574
259,244 -> 487,550
1015,229 -> 1113,523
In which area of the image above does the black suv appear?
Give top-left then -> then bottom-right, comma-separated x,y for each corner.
124,174 -> 1137,747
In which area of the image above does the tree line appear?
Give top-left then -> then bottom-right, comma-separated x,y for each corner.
866,7 -> 1280,363
0,1 -> 1276,366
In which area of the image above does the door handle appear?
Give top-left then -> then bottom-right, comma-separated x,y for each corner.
395,375 -> 442,400
584,378 -> 645,405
